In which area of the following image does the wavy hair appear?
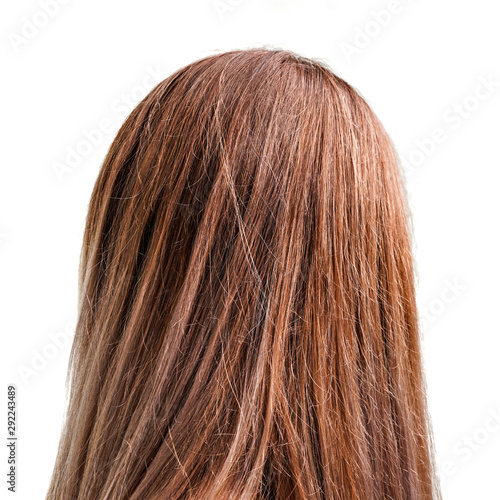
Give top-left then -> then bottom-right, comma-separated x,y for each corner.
47,48 -> 439,499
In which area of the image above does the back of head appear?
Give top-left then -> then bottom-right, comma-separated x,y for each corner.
47,48 -> 439,499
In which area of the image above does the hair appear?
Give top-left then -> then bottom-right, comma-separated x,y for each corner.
47,48 -> 439,500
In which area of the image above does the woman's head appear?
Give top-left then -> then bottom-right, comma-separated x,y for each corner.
48,48 -> 439,499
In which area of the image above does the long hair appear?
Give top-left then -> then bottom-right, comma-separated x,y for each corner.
47,48 -> 439,499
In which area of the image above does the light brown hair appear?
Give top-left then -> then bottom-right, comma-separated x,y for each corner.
47,48 -> 439,499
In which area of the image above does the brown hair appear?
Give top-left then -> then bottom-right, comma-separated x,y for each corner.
47,48 -> 439,499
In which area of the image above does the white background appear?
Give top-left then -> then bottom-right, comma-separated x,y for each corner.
1,0 -> 499,498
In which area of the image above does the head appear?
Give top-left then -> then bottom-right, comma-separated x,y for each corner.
48,48 -> 439,499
